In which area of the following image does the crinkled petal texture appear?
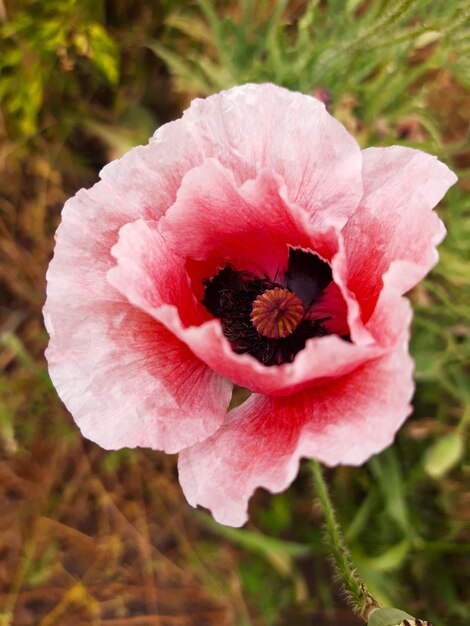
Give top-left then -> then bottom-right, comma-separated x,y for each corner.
344,146 -> 457,338
179,346 -> 414,527
45,187 -> 232,453
181,83 -> 364,231
44,83 -> 457,526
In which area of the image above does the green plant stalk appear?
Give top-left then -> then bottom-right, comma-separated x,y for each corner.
311,459 -> 379,622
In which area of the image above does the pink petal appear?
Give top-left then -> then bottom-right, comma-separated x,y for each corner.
45,117 -> 206,316
366,263 -> 414,348
329,235 -> 376,346
45,186 -> 231,453
159,158 -> 337,277
108,219 -> 202,327
99,84 -> 362,235
343,146 -> 457,322
178,393 -> 307,527
178,346 -> 414,526
162,312 -> 384,396
45,304 -> 232,452
301,345 -> 414,466
183,83 -> 363,230
101,120 -> 201,221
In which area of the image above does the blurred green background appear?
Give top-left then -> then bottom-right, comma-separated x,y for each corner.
0,1 -> 469,625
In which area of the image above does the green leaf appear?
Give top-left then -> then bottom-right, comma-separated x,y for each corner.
359,539 -> 411,573
368,607 -> 415,626
369,450 -> 412,537
424,431 -> 465,479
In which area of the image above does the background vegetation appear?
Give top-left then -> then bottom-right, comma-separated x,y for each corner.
0,1 -> 468,624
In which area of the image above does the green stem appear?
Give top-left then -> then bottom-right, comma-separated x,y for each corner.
311,459 -> 379,622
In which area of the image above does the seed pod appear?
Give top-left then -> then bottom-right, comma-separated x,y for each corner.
368,607 -> 432,626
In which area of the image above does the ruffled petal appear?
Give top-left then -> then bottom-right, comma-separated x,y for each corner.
343,146 -> 457,321
45,181 -> 232,453
178,346 -> 414,526
161,311 -> 383,396
178,393 -> 306,527
182,83 -> 363,230
159,158 -> 337,278
97,83 -> 363,237
45,303 -> 232,453
300,345 -> 414,466
44,116 -> 206,316
329,236 -> 375,346
365,262 -> 414,348
108,218 -> 202,327
101,119 -> 201,221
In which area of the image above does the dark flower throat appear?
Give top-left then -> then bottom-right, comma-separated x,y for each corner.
202,249 -> 334,366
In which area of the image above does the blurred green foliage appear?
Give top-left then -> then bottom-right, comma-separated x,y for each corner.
0,0 -> 118,137
1,1 -> 469,625
150,0 -> 470,125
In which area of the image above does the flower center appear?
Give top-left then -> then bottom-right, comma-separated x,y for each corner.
200,250 -> 337,366
251,288 -> 303,339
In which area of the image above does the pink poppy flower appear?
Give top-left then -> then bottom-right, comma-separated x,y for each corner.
44,84 -> 457,527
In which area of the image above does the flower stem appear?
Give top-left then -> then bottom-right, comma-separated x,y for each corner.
311,459 -> 379,622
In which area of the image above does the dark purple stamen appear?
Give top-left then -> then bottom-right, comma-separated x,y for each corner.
202,248 -> 334,366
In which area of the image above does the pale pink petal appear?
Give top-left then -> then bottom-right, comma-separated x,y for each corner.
44,181 -> 232,453
178,393 -> 307,527
178,346 -> 414,526
365,262 -> 414,348
101,120 -> 201,221
100,84 -> 362,233
45,117 -> 206,317
159,158 -> 338,277
183,83 -> 363,230
45,304 -> 232,453
343,146 -> 457,321
300,345 -> 414,466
